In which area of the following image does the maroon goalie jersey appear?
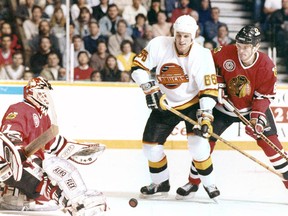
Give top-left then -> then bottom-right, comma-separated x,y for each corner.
212,45 -> 277,114
0,102 -> 54,159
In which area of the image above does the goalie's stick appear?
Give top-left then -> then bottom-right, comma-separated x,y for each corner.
222,98 -> 288,162
163,104 -> 284,180
24,124 -> 59,157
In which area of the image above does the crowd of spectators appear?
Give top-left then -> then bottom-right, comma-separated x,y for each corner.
0,0 -> 240,82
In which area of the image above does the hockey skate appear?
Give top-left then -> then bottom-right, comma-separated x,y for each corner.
175,182 -> 199,200
140,180 -> 170,198
204,185 -> 220,202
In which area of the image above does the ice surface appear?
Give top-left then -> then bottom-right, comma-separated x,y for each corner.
1,149 -> 288,216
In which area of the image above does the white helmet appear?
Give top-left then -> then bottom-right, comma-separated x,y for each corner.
173,15 -> 198,39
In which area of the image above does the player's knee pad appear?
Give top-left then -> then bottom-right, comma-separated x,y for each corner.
142,144 -> 165,162
43,156 -> 87,200
187,135 -> 210,161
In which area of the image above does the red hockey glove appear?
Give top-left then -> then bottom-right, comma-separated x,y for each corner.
193,109 -> 214,138
245,112 -> 267,139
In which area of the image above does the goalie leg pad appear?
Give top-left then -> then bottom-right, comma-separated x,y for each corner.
43,156 -> 87,201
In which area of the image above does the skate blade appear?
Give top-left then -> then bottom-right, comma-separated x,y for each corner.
175,192 -> 196,200
139,192 -> 169,199
211,197 -> 219,204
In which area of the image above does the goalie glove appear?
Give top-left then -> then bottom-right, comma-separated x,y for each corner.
245,111 -> 267,139
193,109 -> 214,138
141,81 -> 166,111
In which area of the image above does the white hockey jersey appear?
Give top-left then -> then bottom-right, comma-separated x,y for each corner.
132,36 -> 218,109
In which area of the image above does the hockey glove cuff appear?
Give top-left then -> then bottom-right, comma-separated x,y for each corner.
141,81 -> 165,111
245,111 -> 267,139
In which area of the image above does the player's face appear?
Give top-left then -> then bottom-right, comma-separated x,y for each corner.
236,42 -> 257,65
175,32 -> 192,55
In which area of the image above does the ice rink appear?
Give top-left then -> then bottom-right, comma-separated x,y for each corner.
1,148 -> 288,216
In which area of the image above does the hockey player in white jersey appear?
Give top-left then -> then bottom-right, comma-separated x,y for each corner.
131,15 -> 220,199
0,77 -> 107,215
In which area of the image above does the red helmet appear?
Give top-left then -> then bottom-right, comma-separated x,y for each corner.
24,77 -> 52,115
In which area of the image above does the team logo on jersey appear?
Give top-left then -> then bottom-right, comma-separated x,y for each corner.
156,63 -> 189,89
229,75 -> 251,98
223,59 -> 236,72
6,112 -> 18,120
33,113 -> 40,128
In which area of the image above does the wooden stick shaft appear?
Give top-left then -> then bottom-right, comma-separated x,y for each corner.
24,124 -> 59,157
222,99 -> 288,162
165,105 -> 284,180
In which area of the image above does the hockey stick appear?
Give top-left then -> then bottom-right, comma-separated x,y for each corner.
221,99 -> 288,162
163,104 -> 284,180
24,124 -> 59,157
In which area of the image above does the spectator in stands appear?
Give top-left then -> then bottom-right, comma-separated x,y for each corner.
39,51 -> 64,80
63,35 -> 90,68
268,0 -> 288,57
122,0 -> 148,26
44,0 -> 68,18
262,0 -> 282,33
83,20 -> 106,54
116,40 -> 136,71
99,4 -> 123,38
74,51 -> 94,80
197,0 -> 212,27
74,7 -> 93,38
113,0 -> 132,15
90,70 -> 102,81
170,0 -> 193,23
29,19 -> 60,53
15,0 -> 35,21
194,25 -> 205,46
0,34 -> 14,67
132,24 -> 154,54
132,13 -> 148,39
100,54 -> 122,81
108,19 -> 133,56
212,23 -> 235,47
190,10 -> 203,36
23,5 -> 43,40
71,0 -> 93,22
165,0 -> 178,20
92,0 -> 110,21
90,39 -> 109,71
120,70 -> 132,82
0,22 -> 22,51
203,40 -> 215,50
147,0 -> 162,25
50,7 -> 66,51
152,10 -> 172,37
30,36 -> 61,76
0,51 -> 25,80
22,67 -> 34,80
204,7 -> 224,41
86,0 -> 100,8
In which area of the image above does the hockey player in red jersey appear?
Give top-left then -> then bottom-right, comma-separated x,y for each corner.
176,25 -> 288,199
0,77 -> 107,215
131,15 -> 220,200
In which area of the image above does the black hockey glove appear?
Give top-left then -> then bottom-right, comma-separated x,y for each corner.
193,109 -> 214,138
141,81 -> 166,111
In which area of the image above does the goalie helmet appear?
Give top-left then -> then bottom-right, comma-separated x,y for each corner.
173,15 -> 198,39
24,77 -> 52,115
235,25 -> 261,46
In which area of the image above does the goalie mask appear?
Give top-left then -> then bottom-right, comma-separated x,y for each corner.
24,77 -> 53,115
173,15 -> 198,39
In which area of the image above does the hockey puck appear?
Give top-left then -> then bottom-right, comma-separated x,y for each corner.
129,198 -> 138,207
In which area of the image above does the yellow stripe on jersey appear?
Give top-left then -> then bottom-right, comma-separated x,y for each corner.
149,156 -> 167,168
199,89 -> 218,98
174,96 -> 199,110
194,156 -> 212,170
